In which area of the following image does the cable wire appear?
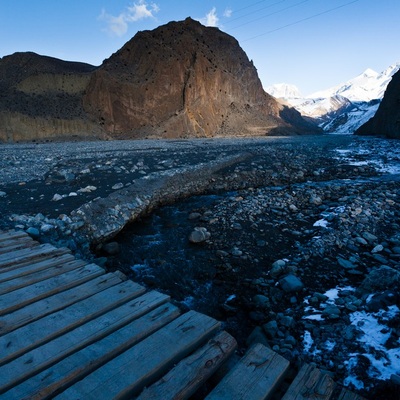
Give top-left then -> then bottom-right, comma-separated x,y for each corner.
228,0 -> 312,31
243,0 -> 361,41
225,0 -> 288,24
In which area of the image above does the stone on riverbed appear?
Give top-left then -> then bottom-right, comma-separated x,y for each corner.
270,259 -> 287,279
279,274 -> 304,293
189,227 -> 211,243
102,241 -> 120,255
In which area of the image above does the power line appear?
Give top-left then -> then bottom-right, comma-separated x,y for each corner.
225,0 -> 287,24
230,0 -> 269,15
228,0 -> 312,31
243,0 -> 361,41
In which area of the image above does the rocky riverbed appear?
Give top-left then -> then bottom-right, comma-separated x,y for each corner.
0,135 -> 399,399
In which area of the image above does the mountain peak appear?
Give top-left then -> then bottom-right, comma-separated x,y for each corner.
266,83 -> 302,99
380,62 -> 400,78
361,68 -> 378,78
83,18 -> 318,138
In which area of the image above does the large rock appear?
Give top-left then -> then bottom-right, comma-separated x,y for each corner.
83,18 -> 319,138
358,265 -> 400,294
356,69 -> 400,138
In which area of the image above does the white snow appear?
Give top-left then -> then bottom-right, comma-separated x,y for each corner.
303,314 -> 323,321
324,339 -> 336,351
349,305 -> 400,381
344,356 -> 365,390
303,330 -> 313,352
309,62 -> 400,102
313,219 -> 329,228
266,83 -> 302,99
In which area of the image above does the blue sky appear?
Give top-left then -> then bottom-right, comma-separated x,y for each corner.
1,0 -> 399,95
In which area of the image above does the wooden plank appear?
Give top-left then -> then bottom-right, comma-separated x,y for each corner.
0,248 -> 71,273
137,330 -> 237,400
0,230 -> 28,242
0,236 -> 35,254
281,364 -> 335,400
0,244 -> 70,269
0,259 -> 87,295
0,243 -> 54,263
0,253 -> 76,283
206,343 -> 290,400
55,311 -> 221,400
337,388 -> 366,400
0,233 -> 32,244
0,291 -> 170,393
0,263 -> 105,315
0,272 -> 123,335
0,280 -> 145,365
2,303 -> 180,400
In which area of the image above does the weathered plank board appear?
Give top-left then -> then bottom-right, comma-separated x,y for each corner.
0,245 -> 70,269
0,253 -> 76,283
0,272 -> 123,335
337,388 -> 366,400
0,280 -> 145,365
55,311 -> 221,400
137,330 -> 237,400
206,343 -> 290,400
0,236 -> 35,254
0,230 -> 28,242
0,243 -> 58,263
0,259 -> 87,295
0,263 -> 105,315
0,291 -> 170,393
281,363 -> 335,400
2,303 -> 180,400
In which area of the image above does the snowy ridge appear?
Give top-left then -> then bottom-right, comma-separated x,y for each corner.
267,62 -> 400,134
266,83 -> 303,99
309,62 -> 400,102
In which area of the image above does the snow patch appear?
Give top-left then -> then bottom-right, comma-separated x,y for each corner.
349,305 -> 400,381
313,219 -> 329,228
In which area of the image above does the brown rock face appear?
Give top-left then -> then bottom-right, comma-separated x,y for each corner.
0,52 -> 101,142
356,69 -> 400,139
0,18 -> 319,142
83,18 -> 318,138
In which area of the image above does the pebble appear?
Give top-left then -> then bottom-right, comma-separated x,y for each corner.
189,227 -> 210,243
337,257 -> 356,269
279,274 -> 304,293
270,259 -> 287,279
112,183 -> 124,190
26,227 -> 40,239
52,193 -> 63,201
371,244 -> 383,253
362,231 -> 378,243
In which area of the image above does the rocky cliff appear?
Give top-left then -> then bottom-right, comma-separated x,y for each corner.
356,69 -> 400,138
84,18 -> 318,138
0,52 -> 102,142
0,18 -> 319,142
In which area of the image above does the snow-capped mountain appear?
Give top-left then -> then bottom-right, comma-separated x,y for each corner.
309,63 -> 400,102
267,83 -> 302,99
267,62 -> 400,134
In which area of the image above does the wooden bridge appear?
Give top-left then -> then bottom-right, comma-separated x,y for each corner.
0,229 -> 364,399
